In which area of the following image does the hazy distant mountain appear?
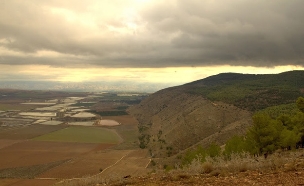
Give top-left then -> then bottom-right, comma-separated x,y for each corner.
0,81 -> 176,93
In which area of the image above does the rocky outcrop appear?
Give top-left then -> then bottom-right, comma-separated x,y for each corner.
129,86 -> 252,157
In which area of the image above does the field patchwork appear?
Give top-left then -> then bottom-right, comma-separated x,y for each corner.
0,124 -> 68,140
0,141 -> 99,169
33,126 -> 122,144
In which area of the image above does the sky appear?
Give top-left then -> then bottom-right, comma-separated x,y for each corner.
0,0 -> 304,86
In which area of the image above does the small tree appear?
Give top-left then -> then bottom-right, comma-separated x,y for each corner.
246,112 -> 282,155
223,135 -> 247,158
296,97 -> 304,113
279,128 -> 300,149
182,147 -> 206,165
206,142 -> 221,158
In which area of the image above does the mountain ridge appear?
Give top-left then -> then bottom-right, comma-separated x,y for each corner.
129,70 -> 304,163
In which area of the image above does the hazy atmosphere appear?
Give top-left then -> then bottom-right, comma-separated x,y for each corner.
1,0 -> 304,88
1,1 -> 304,185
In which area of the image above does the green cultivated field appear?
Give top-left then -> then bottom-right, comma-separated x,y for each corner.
33,126 -> 121,144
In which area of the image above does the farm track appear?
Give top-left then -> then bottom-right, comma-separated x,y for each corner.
55,150 -> 132,184
98,150 -> 132,175
54,149 -> 150,185
96,149 -> 150,179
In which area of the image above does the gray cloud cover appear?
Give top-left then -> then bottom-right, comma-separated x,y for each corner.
0,0 -> 303,68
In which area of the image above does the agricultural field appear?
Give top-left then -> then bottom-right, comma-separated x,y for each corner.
0,124 -> 68,140
0,90 -> 149,186
96,119 -> 120,126
0,178 -> 57,186
0,103 -> 38,111
54,149 -> 150,186
101,115 -> 139,125
0,140 -> 22,149
39,150 -> 132,179
97,149 -> 150,178
114,125 -> 139,150
33,126 -> 122,144
0,140 -> 99,169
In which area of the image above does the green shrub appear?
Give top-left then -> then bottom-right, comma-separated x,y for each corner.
223,135 -> 247,158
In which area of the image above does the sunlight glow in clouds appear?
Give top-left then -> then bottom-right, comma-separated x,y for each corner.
0,0 -> 303,88
1,65 -> 303,85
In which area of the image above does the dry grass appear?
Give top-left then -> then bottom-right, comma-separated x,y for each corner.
55,174 -> 125,186
55,171 -> 141,186
185,156 -> 214,174
209,169 -> 221,177
185,149 -> 304,176
56,149 -> 304,186
201,162 -> 214,173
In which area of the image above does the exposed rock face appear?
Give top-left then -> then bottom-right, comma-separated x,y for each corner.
129,86 -> 252,157
130,71 -> 304,158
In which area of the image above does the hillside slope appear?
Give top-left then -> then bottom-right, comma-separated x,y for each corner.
129,87 -> 252,158
187,70 -> 304,111
129,70 -> 304,158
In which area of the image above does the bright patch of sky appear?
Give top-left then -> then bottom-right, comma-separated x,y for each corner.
0,0 -> 303,87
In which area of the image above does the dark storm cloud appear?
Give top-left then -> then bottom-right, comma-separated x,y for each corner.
0,0 -> 303,68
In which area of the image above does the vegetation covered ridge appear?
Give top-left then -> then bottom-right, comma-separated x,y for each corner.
187,70 -> 304,111
130,70 -> 304,156
182,97 -> 304,166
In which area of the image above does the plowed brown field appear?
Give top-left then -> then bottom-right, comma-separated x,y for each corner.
98,149 -> 150,179
0,115 -> 147,185
0,139 -> 22,149
0,141 -> 101,169
0,178 -> 57,186
39,150 -> 131,179
0,124 -> 68,140
54,149 -> 150,186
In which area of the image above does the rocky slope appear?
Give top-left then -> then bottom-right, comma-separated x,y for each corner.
129,86 -> 252,158
129,71 -> 304,159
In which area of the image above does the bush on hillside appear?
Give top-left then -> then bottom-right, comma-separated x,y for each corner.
223,97 -> 304,156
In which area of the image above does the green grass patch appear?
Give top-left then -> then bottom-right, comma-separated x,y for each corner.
33,126 -> 121,144
114,126 -> 138,149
